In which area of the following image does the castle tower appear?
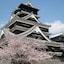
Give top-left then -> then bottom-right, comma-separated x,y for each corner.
3,1 -> 51,42
0,1 -> 64,63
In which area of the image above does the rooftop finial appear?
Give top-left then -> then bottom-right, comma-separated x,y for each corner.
26,0 -> 33,7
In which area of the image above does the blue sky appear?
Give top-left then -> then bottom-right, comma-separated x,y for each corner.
0,0 -> 64,34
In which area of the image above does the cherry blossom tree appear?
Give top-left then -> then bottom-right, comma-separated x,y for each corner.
0,28 -> 52,64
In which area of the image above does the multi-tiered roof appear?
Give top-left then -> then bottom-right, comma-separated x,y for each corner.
0,1 -> 64,63
3,1 -> 51,42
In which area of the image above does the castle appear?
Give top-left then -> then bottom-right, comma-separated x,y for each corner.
0,0 -> 64,64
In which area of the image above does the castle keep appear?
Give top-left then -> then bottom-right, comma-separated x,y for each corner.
3,1 -> 51,42
0,1 -> 64,64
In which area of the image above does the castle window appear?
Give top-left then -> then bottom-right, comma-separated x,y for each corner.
13,30 -> 24,34
18,14 -> 28,18
39,27 -> 48,32
9,21 -> 33,29
16,21 -> 33,28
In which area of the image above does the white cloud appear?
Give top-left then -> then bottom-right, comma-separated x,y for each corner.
45,20 -> 64,34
